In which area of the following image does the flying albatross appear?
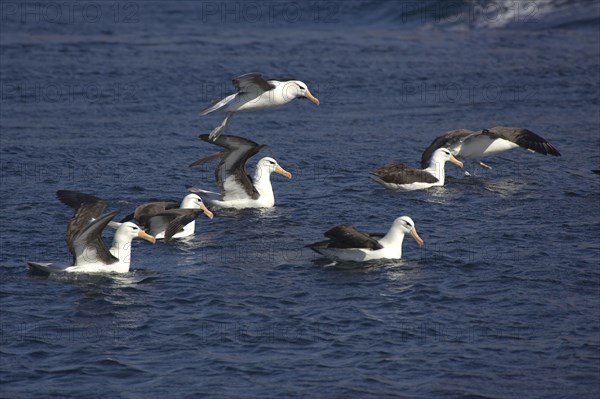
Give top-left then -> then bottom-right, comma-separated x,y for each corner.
200,73 -> 320,140
187,134 -> 292,209
307,216 -> 424,262
420,126 -> 561,170
28,190 -> 155,274
120,193 -> 214,242
369,148 -> 464,191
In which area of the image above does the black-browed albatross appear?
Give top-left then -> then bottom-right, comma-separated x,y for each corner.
121,193 -> 214,242
307,216 -> 425,262
370,148 -> 464,191
187,134 -> 292,209
28,190 -> 155,274
200,73 -> 320,140
420,126 -> 561,170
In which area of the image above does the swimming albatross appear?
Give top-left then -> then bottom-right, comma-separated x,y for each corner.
121,194 -> 214,242
370,148 -> 464,191
307,216 -> 424,262
420,126 -> 561,169
28,190 -> 155,274
187,134 -> 292,209
200,73 -> 320,140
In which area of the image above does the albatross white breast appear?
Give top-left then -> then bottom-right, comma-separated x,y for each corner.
307,216 -> 425,262
187,134 -> 292,209
370,148 -> 464,191
420,126 -> 561,170
27,190 -> 155,275
200,72 -> 320,140
121,193 -> 214,242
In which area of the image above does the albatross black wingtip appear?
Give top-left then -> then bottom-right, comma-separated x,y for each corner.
547,144 -> 561,157
56,190 -> 103,209
185,185 -> 202,194
119,212 -> 135,223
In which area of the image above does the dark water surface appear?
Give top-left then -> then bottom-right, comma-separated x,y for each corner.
1,1 -> 599,398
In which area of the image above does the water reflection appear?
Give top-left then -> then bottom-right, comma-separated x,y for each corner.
481,179 -> 526,197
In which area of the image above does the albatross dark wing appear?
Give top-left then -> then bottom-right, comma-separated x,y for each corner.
484,126 -> 561,156
57,190 -> 110,263
194,134 -> 267,201
370,163 -> 438,185
232,73 -> 275,93
70,210 -> 119,266
420,129 -> 474,168
56,190 -> 106,211
318,224 -> 384,250
189,151 -> 227,167
128,201 -> 179,230
157,209 -> 200,242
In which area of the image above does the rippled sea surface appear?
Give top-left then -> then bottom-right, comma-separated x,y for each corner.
1,1 -> 599,398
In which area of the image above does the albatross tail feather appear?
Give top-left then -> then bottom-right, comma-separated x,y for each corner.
208,113 -> 234,141
185,185 -> 218,196
200,93 -> 237,116
368,173 -> 386,186
28,262 -> 60,274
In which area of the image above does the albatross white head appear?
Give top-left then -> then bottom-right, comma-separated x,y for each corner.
283,80 -> 320,105
425,148 -> 464,184
378,216 -> 425,254
181,193 -> 214,219
112,222 -> 156,247
109,222 -> 155,266
254,157 -> 293,181
397,216 -> 425,246
251,157 -> 292,206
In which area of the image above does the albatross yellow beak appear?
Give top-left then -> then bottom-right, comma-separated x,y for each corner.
138,230 -> 156,244
449,154 -> 464,169
200,203 -> 214,219
304,89 -> 320,106
275,164 -> 293,179
410,228 -> 425,248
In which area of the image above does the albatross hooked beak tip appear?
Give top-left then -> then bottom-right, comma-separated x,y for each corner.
275,165 -> 293,179
201,204 -> 214,220
138,230 -> 156,245
449,154 -> 464,169
305,89 -> 320,106
410,228 -> 425,248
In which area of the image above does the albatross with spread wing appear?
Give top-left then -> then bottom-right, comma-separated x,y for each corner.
187,134 -> 292,209
200,73 -> 320,140
28,190 -> 155,274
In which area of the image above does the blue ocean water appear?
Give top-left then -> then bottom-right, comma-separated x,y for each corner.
1,1 -> 599,398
